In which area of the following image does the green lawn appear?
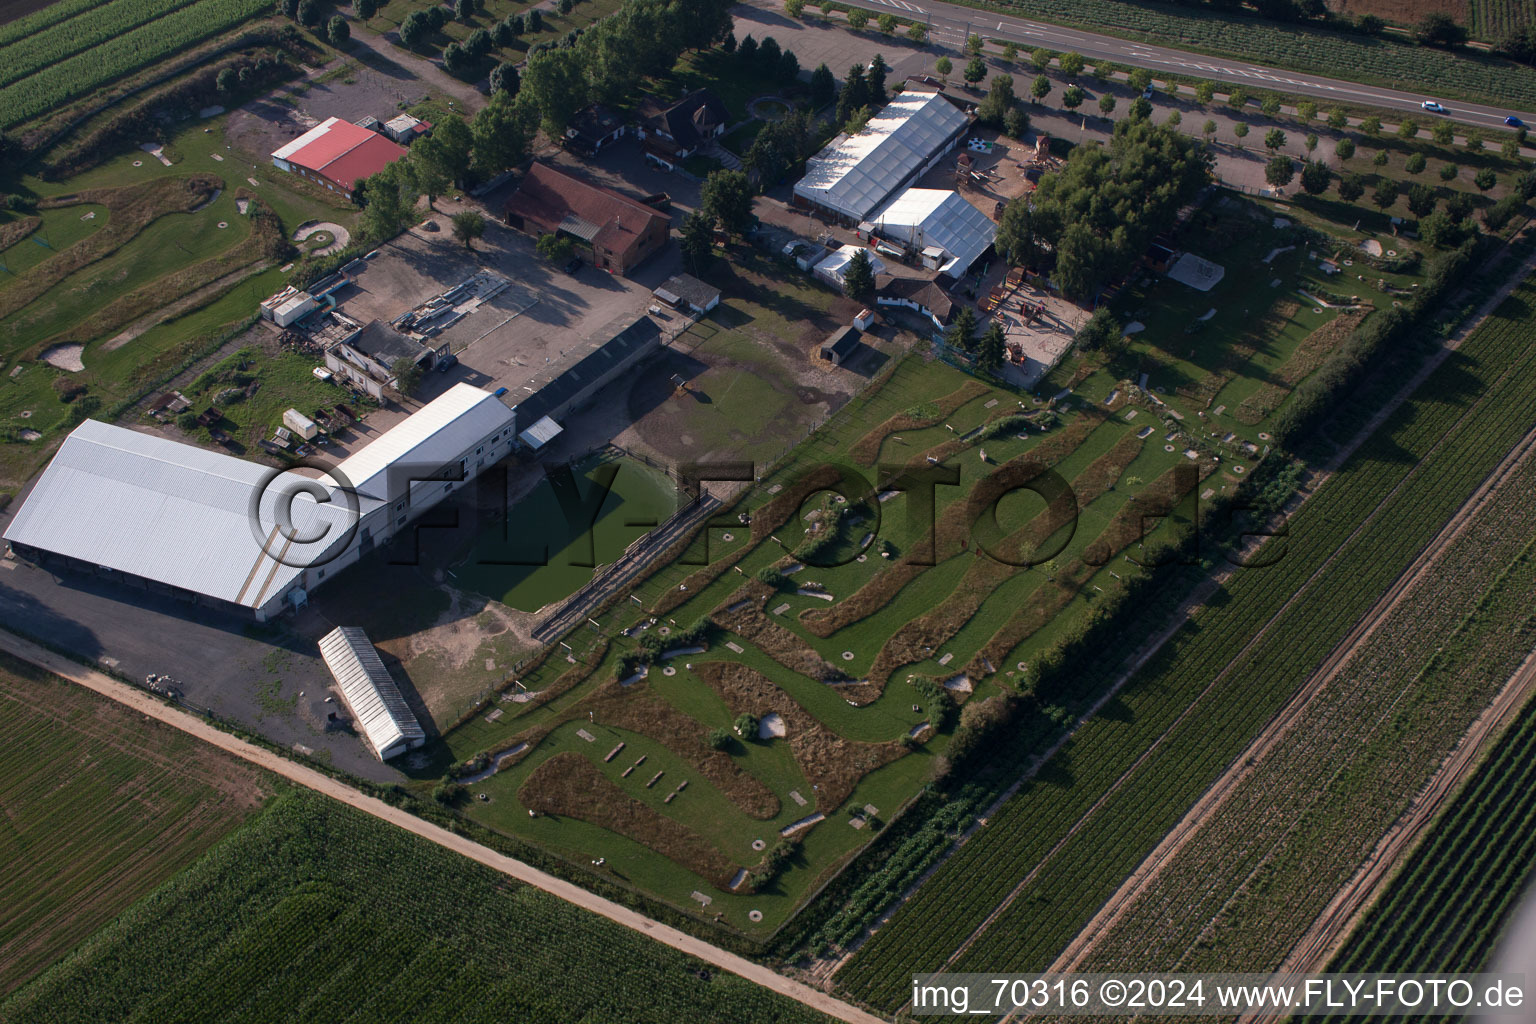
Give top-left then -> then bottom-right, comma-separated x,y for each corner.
453,454 -> 679,613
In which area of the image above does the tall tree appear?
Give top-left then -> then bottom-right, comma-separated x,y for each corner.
868,54 -> 889,104
489,61 -> 519,95
700,169 -> 755,237
680,209 -> 714,272
837,64 -> 869,127
963,55 -> 987,86
328,15 -> 350,45
1264,155 -> 1294,188
522,47 -> 588,136
810,63 -> 835,108
469,91 -> 534,178
946,306 -> 977,351
451,210 -> 486,248
977,74 -> 1016,127
361,162 -> 417,241
842,248 -> 875,301
1299,159 -> 1330,195
977,321 -> 1006,372
414,114 -> 473,192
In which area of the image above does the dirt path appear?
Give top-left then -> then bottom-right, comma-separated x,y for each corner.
0,629 -> 888,1024
1047,403 -> 1536,978
344,24 -> 485,113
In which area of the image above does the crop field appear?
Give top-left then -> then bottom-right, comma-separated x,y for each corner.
425,198 -> 1408,939
1322,689 -> 1536,981
0,789 -> 837,1024
0,0 -> 275,131
960,0 -> 1536,107
1468,0 -> 1536,41
0,652 -> 269,996
838,274 -> 1536,1009
1069,429 -> 1536,974
0,113 -> 358,491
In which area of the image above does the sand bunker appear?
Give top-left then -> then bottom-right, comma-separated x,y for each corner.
758,712 -> 787,739
40,343 -> 84,371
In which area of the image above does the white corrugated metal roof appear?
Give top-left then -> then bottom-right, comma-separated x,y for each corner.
518,415 -> 563,450
866,188 -> 996,278
334,383 -> 514,504
793,93 -> 968,222
318,626 -> 425,759
3,420 -> 354,610
272,117 -> 341,162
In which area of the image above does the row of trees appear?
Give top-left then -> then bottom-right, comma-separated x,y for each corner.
995,119 -> 1213,300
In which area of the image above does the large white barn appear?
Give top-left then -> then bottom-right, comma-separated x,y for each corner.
4,384 -> 515,620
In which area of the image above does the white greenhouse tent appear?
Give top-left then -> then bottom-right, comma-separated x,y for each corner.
793,92 -> 970,223
861,188 -> 996,279
814,245 -> 887,289
318,626 -> 426,761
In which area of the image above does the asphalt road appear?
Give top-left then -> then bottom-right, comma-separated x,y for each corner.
817,0 -> 1536,128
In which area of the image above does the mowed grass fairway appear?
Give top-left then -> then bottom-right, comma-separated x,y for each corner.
1,790 -> 838,1024
0,111 -> 358,490
0,652 -> 269,996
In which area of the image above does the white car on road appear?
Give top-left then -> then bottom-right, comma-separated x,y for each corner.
1421,100 -> 1447,113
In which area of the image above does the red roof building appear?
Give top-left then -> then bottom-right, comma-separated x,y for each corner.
271,117 -> 408,197
502,162 -> 670,276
